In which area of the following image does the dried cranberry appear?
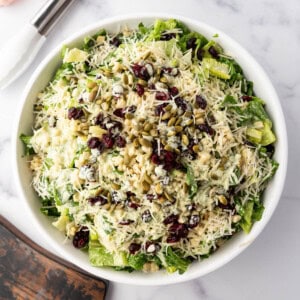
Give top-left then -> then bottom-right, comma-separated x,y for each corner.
155,91 -> 170,101
126,200 -> 140,210
166,235 -> 180,243
168,223 -> 189,238
132,64 -> 150,81
169,86 -> 179,97
87,137 -> 101,149
115,135 -> 126,148
68,107 -> 84,120
102,134 -> 114,149
151,150 -> 178,171
110,36 -> 121,47
113,108 -> 125,118
94,113 -> 104,126
241,95 -> 253,102
160,33 -> 176,41
196,48 -> 204,60
188,215 -> 200,228
88,195 -> 107,206
197,123 -> 215,136
141,209 -> 152,222
186,37 -> 197,50
163,214 -> 179,225
146,194 -> 155,201
119,220 -> 134,225
208,46 -> 219,58
175,97 -> 188,112
195,95 -> 207,109
129,243 -> 141,254
151,153 -> 160,164
73,227 -> 89,249
154,103 -> 168,116
136,83 -> 145,96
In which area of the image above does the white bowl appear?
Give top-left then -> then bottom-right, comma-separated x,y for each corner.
13,14 -> 288,285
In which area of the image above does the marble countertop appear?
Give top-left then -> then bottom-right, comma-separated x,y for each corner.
0,0 -> 299,299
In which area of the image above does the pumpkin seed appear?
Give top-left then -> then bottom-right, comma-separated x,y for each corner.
87,81 -> 97,89
138,79 -> 147,86
122,73 -> 128,85
183,111 -> 192,118
185,119 -> 193,126
133,138 -> 140,148
88,88 -> 98,102
164,192 -> 173,202
160,76 -> 168,83
175,117 -> 182,126
161,112 -> 171,120
174,125 -> 183,133
164,145 -> 173,151
182,134 -> 189,146
168,117 -> 176,127
192,145 -> 200,152
144,123 -> 153,132
167,131 -> 176,137
139,138 -> 152,147
165,104 -> 173,111
150,129 -> 158,137
112,183 -> 121,190
218,195 -> 228,205
143,173 -> 153,184
155,183 -> 163,194
125,113 -> 134,119
142,181 -> 150,192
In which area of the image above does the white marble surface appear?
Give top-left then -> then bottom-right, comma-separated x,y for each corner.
0,0 -> 299,299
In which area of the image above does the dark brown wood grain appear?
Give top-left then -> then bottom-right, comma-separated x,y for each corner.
0,215 -> 108,300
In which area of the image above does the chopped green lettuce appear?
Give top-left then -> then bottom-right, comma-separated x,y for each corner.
89,240 -> 128,267
20,134 -> 35,155
237,199 -> 265,233
165,247 -> 191,274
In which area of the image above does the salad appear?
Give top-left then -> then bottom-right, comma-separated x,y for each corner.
21,19 -> 278,274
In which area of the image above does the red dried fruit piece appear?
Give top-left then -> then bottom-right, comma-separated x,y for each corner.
155,91 -> 170,101
102,134 -> 114,149
129,243 -> 141,254
169,86 -> 179,97
195,95 -> 207,109
163,214 -> 179,225
115,135 -> 126,148
87,137 -> 101,149
73,227 -> 89,248
136,83 -> 145,96
113,108 -> 125,118
88,196 -> 107,206
68,107 -> 84,120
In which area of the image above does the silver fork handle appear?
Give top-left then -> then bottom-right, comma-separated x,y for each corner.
31,0 -> 76,36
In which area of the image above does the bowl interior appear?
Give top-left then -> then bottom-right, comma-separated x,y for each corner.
14,14 -> 288,285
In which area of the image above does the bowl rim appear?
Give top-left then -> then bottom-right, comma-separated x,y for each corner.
12,13 -> 288,285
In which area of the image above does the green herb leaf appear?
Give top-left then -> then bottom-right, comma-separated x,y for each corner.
186,166 -> 198,199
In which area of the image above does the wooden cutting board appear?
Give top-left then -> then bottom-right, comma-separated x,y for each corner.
0,215 -> 108,300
